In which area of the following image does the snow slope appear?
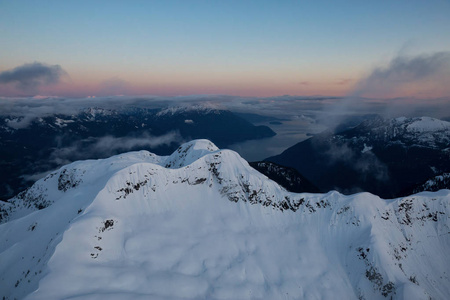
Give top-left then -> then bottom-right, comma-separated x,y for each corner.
357,116 -> 450,148
0,140 -> 449,300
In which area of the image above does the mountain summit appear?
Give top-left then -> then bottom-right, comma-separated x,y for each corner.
0,106 -> 275,200
1,140 -> 449,299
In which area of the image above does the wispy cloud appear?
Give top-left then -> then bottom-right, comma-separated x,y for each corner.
319,51 -> 450,128
0,62 -> 68,91
49,132 -> 183,165
335,78 -> 352,85
19,132 -> 183,183
90,133 -> 182,153
353,52 -> 450,97
321,140 -> 388,181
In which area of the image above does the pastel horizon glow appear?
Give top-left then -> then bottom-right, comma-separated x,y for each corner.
1,0 -> 450,98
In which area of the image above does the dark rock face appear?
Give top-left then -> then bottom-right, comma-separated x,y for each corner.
249,161 -> 319,193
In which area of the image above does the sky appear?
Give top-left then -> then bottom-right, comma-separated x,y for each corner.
1,0 -> 450,98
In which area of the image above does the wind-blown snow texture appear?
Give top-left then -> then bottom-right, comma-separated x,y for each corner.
1,140 -> 449,300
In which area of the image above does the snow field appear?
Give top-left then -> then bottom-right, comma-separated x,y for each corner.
0,139 -> 448,299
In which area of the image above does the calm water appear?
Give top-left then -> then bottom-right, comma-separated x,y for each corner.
228,119 -> 326,161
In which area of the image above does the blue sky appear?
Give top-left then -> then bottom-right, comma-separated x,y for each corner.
1,0 -> 449,97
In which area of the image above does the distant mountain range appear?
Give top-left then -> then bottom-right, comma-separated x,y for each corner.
1,140 -> 448,299
0,106 -> 275,200
267,116 -> 450,198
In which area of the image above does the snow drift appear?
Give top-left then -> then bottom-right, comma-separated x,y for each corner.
0,139 -> 449,299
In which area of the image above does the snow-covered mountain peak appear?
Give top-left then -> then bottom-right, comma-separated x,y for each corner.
401,116 -> 450,132
361,116 -> 449,132
156,104 -> 222,117
81,107 -> 117,118
164,139 -> 220,168
0,150 -> 166,223
0,140 -> 449,300
350,116 -> 450,148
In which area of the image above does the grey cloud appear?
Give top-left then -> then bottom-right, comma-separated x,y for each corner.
90,133 -> 182,153
49,132 -> 183,164
0,94 -> 336,121
320,52 -> 450,129
0,62 -> 68,91
353,52 -> 450,97
0,90 -> 448,138
19,132 -> 183,183
322,141 -> 389,181
5,115 -> 38,129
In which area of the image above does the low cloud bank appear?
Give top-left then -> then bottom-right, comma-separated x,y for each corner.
50,132 -> 183,165
1,52 -> 449,133
20,132 -> 183,182
320,51 -> 450,129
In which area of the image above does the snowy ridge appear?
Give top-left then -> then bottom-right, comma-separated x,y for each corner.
0,140 -> 449,299
81,107 -> 117,118
0,150 -> 165,224
164,139 -> 219,169
356,116 -> 450,148
400,116 -> 450,132
155,104 -> 222,117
